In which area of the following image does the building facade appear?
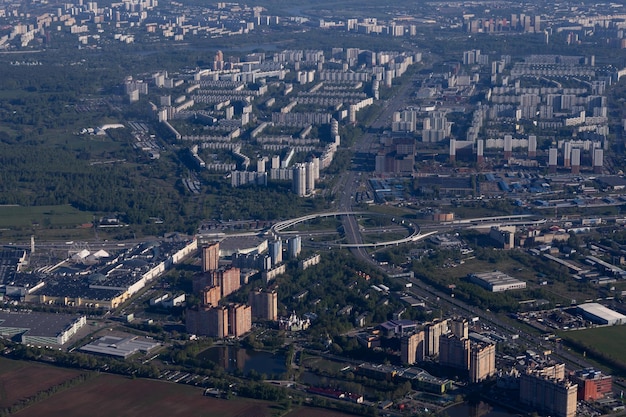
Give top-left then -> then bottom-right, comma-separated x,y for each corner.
439,334 -> 470,370
519,368 -> 577,417
425,319 -> 448,357
248,288 -> 278,321
228,303 -> 252,337
469,342 -> 496,383
202,242 -> 220,272
401,331 -> 425,365
571,369 -> 612,401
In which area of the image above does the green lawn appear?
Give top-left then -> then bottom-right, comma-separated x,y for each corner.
560,325 -> 626,366
0,205 -> 93,228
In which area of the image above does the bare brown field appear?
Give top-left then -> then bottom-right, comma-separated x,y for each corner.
14,374 -> 277,417
284,407 -> 359,417
0,359 -> 359,417
0,357 -> 82,409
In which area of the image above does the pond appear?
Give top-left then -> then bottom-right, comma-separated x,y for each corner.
200,346 -> 287,377
445,400 -> 522,417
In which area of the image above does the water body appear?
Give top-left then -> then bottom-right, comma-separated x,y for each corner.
200,346 -> 287,377
445,401 -> 521,417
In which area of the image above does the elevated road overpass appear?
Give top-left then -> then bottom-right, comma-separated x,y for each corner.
270,211 -> 431,250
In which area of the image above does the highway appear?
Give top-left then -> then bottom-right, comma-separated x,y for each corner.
319,67 -> 600,375
334,72 -> 422,263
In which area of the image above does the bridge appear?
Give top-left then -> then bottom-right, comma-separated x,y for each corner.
270,211 -> 433,250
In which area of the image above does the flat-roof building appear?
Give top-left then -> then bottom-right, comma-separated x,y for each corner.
469,271 -> 526,292
577,303 -> 626,326
80,335 -> 160,358
571,368 -> 612,401
0,311 -> 86,346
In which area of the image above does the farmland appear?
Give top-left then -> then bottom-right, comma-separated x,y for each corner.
13,374 -> 277,417
0,358 -> 82,410
285,407 -> 364,417
1,365 -> 357,417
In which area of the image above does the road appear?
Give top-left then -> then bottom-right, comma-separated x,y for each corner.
335,72 -> 421,263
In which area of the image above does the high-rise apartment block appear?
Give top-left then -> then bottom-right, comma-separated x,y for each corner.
469,342 -> 496,383
269,240 -> 283,266
520,366 -> 577,417
186,303 -> 251,338
248,289 -> 278,321
228,303 -> 252,337
439,334 -> 470,370
186,305 -> 228,338
202,285 -> 221,308
401,331 -> 425,365
202,242 -> 220,272
292,163 -> 307,196
425,319 -> 448,357
209,266 -> 241,298
450,318 -> 469,339
287,236 -> 302,259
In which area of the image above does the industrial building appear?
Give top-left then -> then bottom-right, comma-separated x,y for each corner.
0,311 -> 86,346
469,271 -> 527,292
80,335 -> 161,359
20,239 -> 198,309
576,302 -> 626,326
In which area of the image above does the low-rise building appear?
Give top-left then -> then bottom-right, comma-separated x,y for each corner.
468,271 -> 526,292
571,368 -> 612,401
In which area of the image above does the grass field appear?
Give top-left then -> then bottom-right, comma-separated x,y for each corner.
0,205 -> 93,229
560,325 -> 626,366
300,355 -> 347,374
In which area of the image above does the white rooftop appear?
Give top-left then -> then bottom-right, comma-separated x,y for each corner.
578,302 -> 626,323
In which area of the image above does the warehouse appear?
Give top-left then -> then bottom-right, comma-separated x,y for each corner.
468,271 -> 526,292
80,335 -> 161,358
0,311 -> 86,346
577,303 -> 626,326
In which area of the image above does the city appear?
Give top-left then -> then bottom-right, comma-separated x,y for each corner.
1,0 -> 626,416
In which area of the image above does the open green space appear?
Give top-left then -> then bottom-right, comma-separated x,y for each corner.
0,205 -> 93,229
300,355 -> 348,375
559,325 -> 626,370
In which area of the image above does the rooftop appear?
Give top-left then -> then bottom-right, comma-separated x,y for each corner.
577,302 -> 626,323
0,311 -> 84,338
80,335 -> 161,358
